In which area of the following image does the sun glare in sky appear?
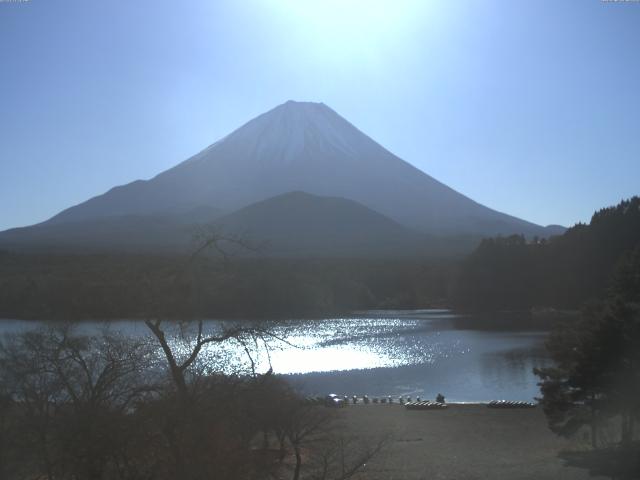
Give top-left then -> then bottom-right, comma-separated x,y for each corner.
268,0 -> 433,63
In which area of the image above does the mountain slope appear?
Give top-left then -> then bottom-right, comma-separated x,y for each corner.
0,192 -> 439,257
0,206 -> 224,253
213,191 -> 429,257
41,101 -> 559,237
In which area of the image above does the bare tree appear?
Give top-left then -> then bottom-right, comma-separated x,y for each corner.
273,396 -> 388,480
308,433 -> 388,480
144,319 -> 250,400
0,325 -> 154,480
143,228 -> 281,400
285,402 -> 333,480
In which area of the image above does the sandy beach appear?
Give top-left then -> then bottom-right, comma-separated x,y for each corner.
335,403 -> 603,480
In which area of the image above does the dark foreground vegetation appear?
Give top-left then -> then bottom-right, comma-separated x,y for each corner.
533,216 -> 640,479
453,196 -> 640,311
0,321 -> 386,480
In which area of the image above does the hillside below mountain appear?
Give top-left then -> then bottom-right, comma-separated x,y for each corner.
0,191 -> 479,257
214,191 -> 429,257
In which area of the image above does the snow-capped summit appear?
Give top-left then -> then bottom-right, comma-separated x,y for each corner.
187,101 -> 376,167
40,101 -> 554,237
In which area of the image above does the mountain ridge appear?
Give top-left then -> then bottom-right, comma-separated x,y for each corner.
2,101 -> 564,254
0,191 -> 440,257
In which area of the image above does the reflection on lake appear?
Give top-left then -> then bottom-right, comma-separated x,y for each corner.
0,310 -> 550,402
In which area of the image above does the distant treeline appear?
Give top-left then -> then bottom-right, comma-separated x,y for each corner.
452,197 -> 640,311
0,252 -> 453,320
2,197 -> 638,320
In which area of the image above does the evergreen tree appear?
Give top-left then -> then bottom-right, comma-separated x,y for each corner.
535,248 -> 640,478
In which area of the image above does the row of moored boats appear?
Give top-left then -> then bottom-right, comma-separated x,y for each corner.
487,400 -> 536,409
405,401 -> 448,410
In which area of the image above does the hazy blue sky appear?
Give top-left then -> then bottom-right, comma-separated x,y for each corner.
1,0 -> 638,231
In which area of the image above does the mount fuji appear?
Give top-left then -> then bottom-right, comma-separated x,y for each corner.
0,101 -> 563,255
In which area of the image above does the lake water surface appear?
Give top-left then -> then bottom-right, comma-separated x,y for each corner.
0,310 -> 550,402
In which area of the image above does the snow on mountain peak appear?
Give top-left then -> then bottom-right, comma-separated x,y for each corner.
187,101 -> 374,168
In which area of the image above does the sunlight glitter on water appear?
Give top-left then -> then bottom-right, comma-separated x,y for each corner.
189,315 -> 468,375
0,311 -> 550,400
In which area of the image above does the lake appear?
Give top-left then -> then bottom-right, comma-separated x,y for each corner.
0,310 -> 550,402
